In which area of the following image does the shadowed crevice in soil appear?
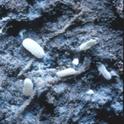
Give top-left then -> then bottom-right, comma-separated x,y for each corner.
2,0 -> 76,36
96,108 -> 123,124
111,18 -> 124,30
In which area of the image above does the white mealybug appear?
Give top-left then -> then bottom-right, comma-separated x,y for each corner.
86,89 -> 94,95
97,64 -> 112,80
72,58 -> 79,65
56,68 -> 77,78
79,39 -> 97,51
23,78 -> 33,96
22,38 -> 45,58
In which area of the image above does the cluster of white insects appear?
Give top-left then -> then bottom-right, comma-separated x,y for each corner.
22,38 -> 113,96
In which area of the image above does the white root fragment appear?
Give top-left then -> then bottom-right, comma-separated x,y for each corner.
72,58 -> 79,65
97,64 -> 112,80
56,68 -> 78,78
22,38 -> 45,58
23,78 -> 33,96
79,39 -> 97,51
17,58 -> 34,77
0,27 -> 4,34
14,90 -> 36,118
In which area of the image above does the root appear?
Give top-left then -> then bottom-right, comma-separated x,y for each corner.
17,58 -> 34,78
49,9 -> 85,39
2,0 -> 76,36
15,90 -> 37,118
48,6 -> 92,40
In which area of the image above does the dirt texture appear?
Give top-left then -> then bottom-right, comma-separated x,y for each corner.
0,0 -> 123,124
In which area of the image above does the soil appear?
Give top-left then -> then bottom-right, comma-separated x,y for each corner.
0,0 -> 123,124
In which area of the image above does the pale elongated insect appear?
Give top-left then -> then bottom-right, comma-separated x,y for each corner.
22,38 -> 45,58
56,68 -> 78,78
23,78 -> 33,96
97,64 -> 112,80
79,39 -> 97,51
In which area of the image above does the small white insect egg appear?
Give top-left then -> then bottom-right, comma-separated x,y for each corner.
22,38 -> 45,58
86,89 -> 94,95
23,78 -> 33,96
72,58 -> 79,65
98,64 -> 112,80
79,39 -> 97,51
56,68 -> 78,78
